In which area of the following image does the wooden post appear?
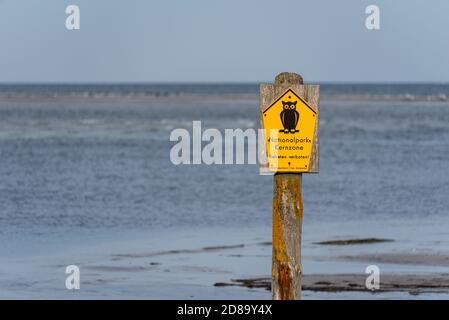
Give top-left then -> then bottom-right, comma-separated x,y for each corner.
271,72 -> 304,300
272,173 -> 302,300
260,72 -> 319,300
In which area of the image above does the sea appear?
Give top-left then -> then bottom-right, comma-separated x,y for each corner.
0,84 -> 448,299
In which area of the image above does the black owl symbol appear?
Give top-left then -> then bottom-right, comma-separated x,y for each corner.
280,101 -> 299,133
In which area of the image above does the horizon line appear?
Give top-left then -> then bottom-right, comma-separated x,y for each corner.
0,81 -> 448,86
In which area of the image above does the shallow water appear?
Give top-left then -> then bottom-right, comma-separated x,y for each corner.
0,84 -> 449,299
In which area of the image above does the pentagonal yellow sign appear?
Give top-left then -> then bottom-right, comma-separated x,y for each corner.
262,88 -> 317,172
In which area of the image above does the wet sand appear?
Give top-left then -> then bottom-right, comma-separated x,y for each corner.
2,225 -> 449,299
339,253 -> 449,267
215,273 -> 449,295
88,233 -> 449,298
107,239 -> 449,296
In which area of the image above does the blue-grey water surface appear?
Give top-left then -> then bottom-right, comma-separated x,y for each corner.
0,84 -> 448,299
1,84 -> 448,234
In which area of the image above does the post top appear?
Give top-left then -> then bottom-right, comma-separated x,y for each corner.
275,72 -> 304,85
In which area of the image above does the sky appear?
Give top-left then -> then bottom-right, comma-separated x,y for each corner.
0,0 -> 448,83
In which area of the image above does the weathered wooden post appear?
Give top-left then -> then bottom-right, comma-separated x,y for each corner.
260,72 -> 320,300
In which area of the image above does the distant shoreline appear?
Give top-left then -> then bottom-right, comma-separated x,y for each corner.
0,92 -> 447,103
0,83 -> 448,103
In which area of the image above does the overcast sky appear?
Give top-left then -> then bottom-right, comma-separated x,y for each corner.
1,0 -> 448,83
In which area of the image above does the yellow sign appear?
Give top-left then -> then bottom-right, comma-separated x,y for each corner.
262,88 -> 317,172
